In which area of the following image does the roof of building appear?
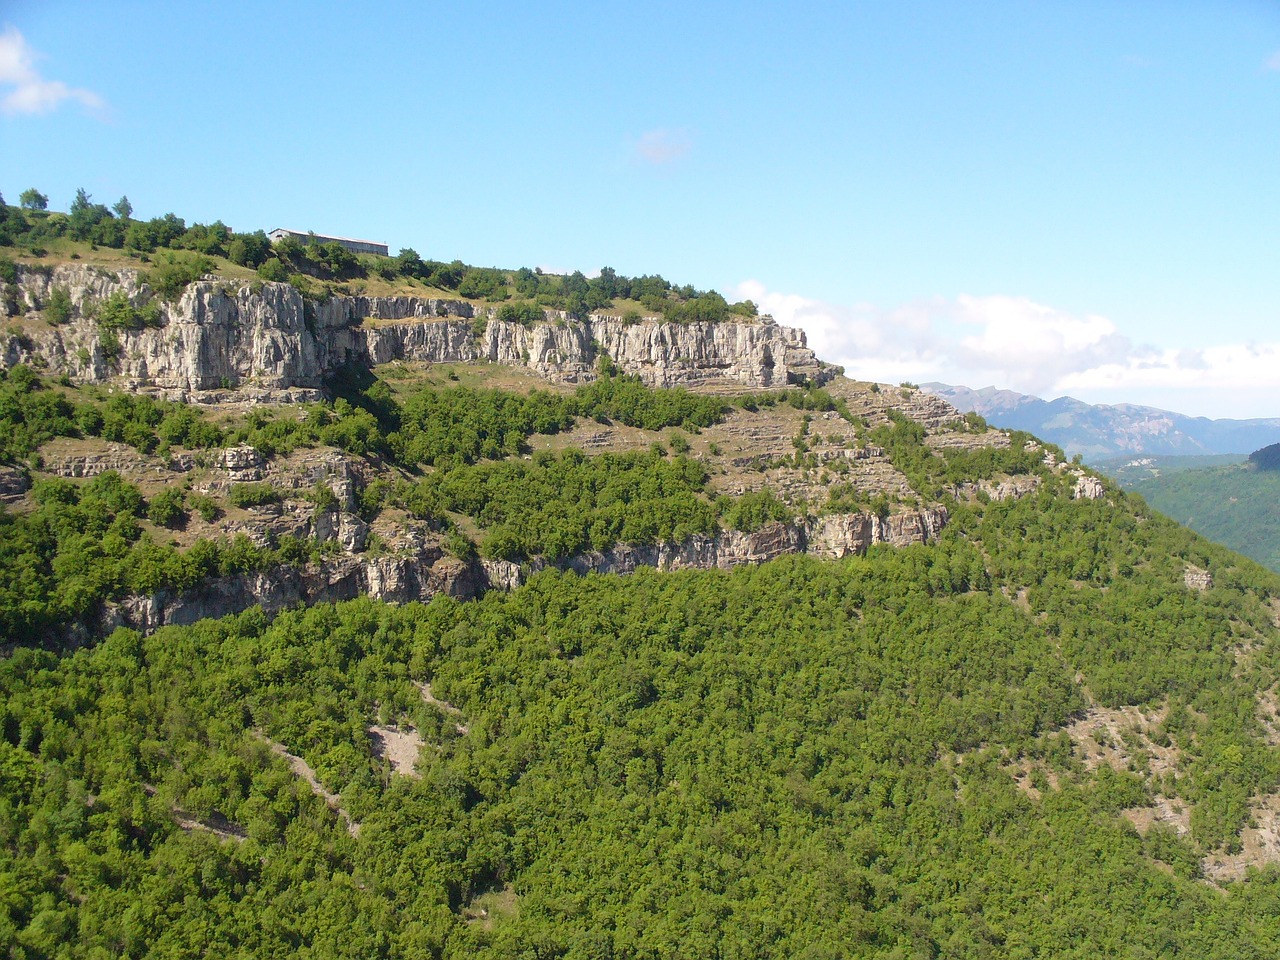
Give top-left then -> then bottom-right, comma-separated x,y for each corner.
269,228 -> 388,247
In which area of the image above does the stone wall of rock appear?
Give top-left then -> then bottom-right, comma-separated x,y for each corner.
92,506 -> 947,638
4,265 -> 830,397
98,549 -> 478,638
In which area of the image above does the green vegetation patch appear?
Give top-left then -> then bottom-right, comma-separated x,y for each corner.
1131,460 -> 1280,572
1,526 -> 1278,956
404,448 -> 718,561
0,470 -> 334,643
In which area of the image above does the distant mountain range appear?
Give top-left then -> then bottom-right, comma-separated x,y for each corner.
922,383 -> 1280,460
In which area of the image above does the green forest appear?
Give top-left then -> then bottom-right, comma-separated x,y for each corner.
1130,459 -> 1280,573
2,492 -> 1280,957
0,193 -> 757,322
2,360 -> 1280,955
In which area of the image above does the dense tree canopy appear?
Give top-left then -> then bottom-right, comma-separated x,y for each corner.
1,506 -> 1278,956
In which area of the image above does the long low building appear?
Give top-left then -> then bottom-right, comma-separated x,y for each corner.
268,228 -> 388,257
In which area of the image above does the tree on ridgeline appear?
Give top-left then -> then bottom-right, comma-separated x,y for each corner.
19,188 -> 48,210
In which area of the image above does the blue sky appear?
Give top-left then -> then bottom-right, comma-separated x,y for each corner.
2,1 -> 1277,418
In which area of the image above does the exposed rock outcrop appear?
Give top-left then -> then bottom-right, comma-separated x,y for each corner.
951,475 -> 1042,502
5,266 -> 831,397
95,506 -> 947,638
1072,474 -> 1105,500
0,466 -> 29,503
100,548 -> 477,637
1184,566 -> 1214,592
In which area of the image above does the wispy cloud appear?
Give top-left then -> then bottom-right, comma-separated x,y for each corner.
633,128 -> 692,165
1266,49 -> 1280,72
0,25 -> 105,117
733,280 -> 1280,418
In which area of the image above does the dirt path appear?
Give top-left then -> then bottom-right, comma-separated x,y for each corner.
417,681 -> 470,734
257,732 -> 361,836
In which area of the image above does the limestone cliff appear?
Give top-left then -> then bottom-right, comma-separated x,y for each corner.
96,506 -> 948,639
4,265 -> 830,397
3,265 -> 977,647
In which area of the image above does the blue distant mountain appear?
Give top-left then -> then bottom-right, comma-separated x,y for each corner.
922,383 -> 1280,461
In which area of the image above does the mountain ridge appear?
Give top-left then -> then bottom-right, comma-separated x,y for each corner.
923,381 -> 1280,459
0,261 -> 1094,647
5,264 -> 833,401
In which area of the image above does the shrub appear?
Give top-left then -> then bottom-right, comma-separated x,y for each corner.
228,483 -> 280,508
309,481 -> 339,517
227,231 -> 271,268
188,492 -> 220,522
95,290 -> 162,332
146,253 -> 213,300
147,486 -> 187,527
725,490 -> 791,532
257,258 -> 289,282
443,529 -> 477,562
495,301 -> 544,327
44,286 -> 72,324
99,329 -> 121,362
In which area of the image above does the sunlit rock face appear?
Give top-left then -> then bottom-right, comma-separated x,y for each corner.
5,266 -> 832,399
95,506 -> 949,639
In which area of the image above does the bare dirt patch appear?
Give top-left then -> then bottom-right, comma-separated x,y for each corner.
1258,684 -> 1280,746
1065,704 -> 1180,777
1122,796 -> 1191,837
173,808 -> 247,842
464,884 -> 519,928
368,724 -> 424,778
1202,792 -> 1280,882
1009,762 -> 1060,800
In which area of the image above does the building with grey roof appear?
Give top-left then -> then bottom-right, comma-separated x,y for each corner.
268,229 -> 388,257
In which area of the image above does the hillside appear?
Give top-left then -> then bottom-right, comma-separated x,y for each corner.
923,382 -> 1280,460
3,215 -> 1280,957
1093,453 -> 1248,486
1121,454 -> 1280,574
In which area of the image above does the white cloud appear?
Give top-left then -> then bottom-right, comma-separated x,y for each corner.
633,128 -> 691,165
1058,342 -> 1280,393
0,25 -> 105,117
733,279 -> 1280,418
950,294 -> 1132,390
1265,49 -> 1280,72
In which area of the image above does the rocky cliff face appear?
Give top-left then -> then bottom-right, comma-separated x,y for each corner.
5,265 -> 964,646
5,265 -> 829,397
93,506 -> 947,639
